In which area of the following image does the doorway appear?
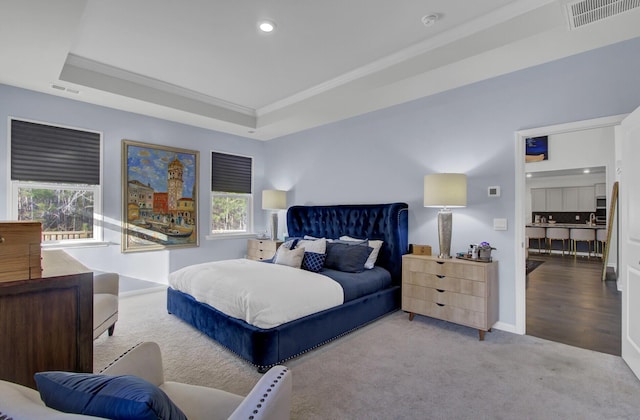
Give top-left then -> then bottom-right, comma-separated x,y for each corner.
514,115 -> 625,347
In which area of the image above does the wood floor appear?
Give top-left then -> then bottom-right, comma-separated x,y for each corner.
526,252 -> 621,356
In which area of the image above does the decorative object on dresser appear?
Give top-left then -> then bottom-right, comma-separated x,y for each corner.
424,173 -> 467,259
402,254 -> 499,340
410,244 -> 432,255
0,221 -> 42,281
262,189 -> 287,240
247,238 -> 283,261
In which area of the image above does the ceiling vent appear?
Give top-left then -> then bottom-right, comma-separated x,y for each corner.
565,0 -> 640,29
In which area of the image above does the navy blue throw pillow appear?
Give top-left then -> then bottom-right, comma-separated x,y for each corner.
325,242 -> 373,273
34,371 -> 187,420
302,251 -> 326,272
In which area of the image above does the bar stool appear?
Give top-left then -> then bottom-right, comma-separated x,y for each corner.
596,229 -> 607,259
546,227 -> 570,256
526,227 -> 546,255
570,228 -> 595,258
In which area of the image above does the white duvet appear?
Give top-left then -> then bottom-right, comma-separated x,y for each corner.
169,259 -> 344,329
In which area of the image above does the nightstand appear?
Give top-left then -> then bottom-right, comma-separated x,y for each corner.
401,254 -> 499,340
247,239 -> 283,261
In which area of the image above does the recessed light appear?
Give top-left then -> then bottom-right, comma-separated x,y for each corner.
421,13 -> 440,27
583,169 -> 590,173
526,173 -> 532,178
258,20 -> 276,33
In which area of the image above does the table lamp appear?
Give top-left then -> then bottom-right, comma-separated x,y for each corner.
424,173 -> 467,258
262,190 -> 287,240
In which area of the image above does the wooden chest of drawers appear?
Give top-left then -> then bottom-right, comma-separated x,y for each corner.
247,239 -> 283,261
402,254 -> 499,340
0,221 -> 42,282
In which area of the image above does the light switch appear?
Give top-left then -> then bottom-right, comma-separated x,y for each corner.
493,218 -> 507,231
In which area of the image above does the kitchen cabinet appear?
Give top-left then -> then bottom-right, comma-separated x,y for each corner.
595,183 -> 606,197
531,186 -> 596,212
531,188 -> 546,212
563,186 -> 595,211
546,188 -> 563,211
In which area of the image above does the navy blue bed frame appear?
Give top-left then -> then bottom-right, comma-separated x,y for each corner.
167,202 -> 408,370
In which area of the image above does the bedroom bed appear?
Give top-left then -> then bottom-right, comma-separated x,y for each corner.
167,202 -> 408,371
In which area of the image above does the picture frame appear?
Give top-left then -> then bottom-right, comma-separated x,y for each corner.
525,136 -> 548,162
121,140 -> 199,253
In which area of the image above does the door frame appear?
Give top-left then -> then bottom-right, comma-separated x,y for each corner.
513,114 -> 626,335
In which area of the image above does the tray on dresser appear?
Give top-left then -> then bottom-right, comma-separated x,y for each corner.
456,255 -> 493,263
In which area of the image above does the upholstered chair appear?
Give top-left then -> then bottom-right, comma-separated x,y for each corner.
93,273 -> 119,339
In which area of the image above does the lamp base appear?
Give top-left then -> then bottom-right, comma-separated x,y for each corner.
437,209 -> 453,259
270,212 -> 279,241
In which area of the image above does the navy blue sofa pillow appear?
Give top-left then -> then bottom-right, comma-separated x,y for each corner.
324,242 -> 373,273
34,371 -> 187,420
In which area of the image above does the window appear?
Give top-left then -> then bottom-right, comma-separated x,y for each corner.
210,151 -> 253,235
10,119 -> 102,244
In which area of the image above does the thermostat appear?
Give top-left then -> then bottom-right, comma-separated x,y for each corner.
488,186 -> 501,197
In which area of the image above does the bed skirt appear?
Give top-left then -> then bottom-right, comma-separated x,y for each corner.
167,285 -> 400,369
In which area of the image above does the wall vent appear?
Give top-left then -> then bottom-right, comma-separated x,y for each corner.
565,0 -> 640,29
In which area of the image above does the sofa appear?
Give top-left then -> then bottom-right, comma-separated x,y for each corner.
93,272 -> 119,339
0,342 -> 292,420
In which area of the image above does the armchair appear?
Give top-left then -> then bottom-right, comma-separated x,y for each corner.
93,273 -> 119,339
0,342 -> 292,420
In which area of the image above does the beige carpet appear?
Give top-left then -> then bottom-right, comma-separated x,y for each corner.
95,289 -> 640,419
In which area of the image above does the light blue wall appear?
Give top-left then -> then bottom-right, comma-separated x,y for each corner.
0,85 -> 267,281
264,37 -> 640,327
1,37 -> 639,324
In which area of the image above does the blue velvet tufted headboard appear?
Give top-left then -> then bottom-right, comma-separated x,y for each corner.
286,202 -> 409,284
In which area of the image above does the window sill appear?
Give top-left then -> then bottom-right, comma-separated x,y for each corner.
205,233 -> 257,241
42,241 -> 111,250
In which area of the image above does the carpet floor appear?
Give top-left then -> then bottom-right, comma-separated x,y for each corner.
94,289 -> 640,419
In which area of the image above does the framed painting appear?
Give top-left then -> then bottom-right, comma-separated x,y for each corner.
122,140 -> 199,252
525,136 -> 548,162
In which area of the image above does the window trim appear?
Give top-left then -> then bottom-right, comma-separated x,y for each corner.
209,150 -> 254,237
7,117 -> 104,245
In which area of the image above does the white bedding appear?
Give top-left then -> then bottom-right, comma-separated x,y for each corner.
168,259 -> 344,329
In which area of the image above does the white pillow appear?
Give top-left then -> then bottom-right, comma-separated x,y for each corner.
295,238 -> 327,254
274,246 -> 305,268
339,236 -> 383,269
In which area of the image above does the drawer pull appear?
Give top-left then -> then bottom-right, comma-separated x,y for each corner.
0,235 -> 4,243
436,303 -> 445,307
436,261 -> 444,265
436,289 -> 445,293
437,275 -> 445,279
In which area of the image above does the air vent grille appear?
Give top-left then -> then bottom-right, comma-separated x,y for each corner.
566,0 -> 640,29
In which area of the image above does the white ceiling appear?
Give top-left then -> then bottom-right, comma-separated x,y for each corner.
2,0 -> 640,140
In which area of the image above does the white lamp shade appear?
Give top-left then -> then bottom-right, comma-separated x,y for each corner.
262,189 -> 287,210
424,173 -> 467,208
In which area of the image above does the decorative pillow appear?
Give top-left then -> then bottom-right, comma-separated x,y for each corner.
34,372 -> 187,420
295,238 -> 326,254
302,251 -> 327,272
339,236 -> 384,269
274,246 -> 305,268
324,242 -> 373,273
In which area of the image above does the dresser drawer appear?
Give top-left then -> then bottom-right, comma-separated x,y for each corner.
0,222 -> 42,282
402,296 -> 486,330
403,257 -> 486,281
403,270 -> 486,297
247,239 -> 282,261
402,284 -> 486,313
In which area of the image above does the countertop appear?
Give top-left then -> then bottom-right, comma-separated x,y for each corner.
526,223 -> 605,229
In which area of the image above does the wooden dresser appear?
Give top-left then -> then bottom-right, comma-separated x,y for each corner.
247,239 -> 283,261
0,249 -> 93,389
0,221 -> 42,281
402,254 -> 499,340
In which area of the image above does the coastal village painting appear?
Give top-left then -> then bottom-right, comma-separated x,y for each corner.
122,140 -> 199,252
